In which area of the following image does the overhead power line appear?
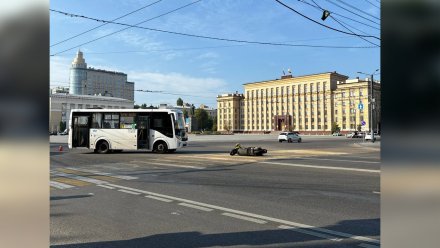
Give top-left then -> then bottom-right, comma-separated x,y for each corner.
50,0 -> 163,47
274,0 -> 380,40
333,0 -> 380,21
363,0 -> 380,9
308,0 -> 379,46
50,0 -> 203,56
325,0 -> 380,25
297,0 -> 379,30
50,9 -> 378,54
53,36 -> 363,56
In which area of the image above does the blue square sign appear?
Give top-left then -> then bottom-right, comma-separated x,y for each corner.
358,103 -> 364,110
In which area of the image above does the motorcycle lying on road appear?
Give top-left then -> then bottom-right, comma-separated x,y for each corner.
230,144 -> 267,156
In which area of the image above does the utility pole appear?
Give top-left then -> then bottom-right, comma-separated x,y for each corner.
358,69 -> 379,143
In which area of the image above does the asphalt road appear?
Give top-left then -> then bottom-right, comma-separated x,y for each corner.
50,135 -> 380,248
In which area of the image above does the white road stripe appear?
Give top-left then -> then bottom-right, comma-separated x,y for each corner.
65,167 -> 138,180
297,157 -> 380,164
279,225 -> 342,241
358,243 -> 380,248
117,189 -> 141,195
132,161 -> 205,169
222,213 -> 267,224
50,181 -> 74,189
145,195 -> 173,203
52,171 -> 108,184
178,203 -> 213,212
147,158 -> 207,166
373,191 -> 380,194
105,183 -> 380,244
97,184 -> 115,190
260,161 -> 380,173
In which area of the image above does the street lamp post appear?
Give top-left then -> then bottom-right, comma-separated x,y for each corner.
357,69 -> 379,143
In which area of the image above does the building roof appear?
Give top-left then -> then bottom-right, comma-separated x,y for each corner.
243,71 -> 348,85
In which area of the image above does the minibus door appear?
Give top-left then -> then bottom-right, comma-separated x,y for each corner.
137,115 -> 150,149
72,115 -> 90,148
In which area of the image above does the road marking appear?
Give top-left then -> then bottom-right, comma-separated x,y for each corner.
145,195 -> 173,203
52,171 -> 109,184
50,181 -> 74,189
52,177 -> 91,187
358,243 -> 379,248
260,161 -> 380,173
279,225 -> 342,241
105,183 -> 380,244
89,175 -> 119,182
373,191 -> 380,194
65,167 -> 138,180
97,184 -> 115,190
148,158 -> 207,166
131,161 -> 205,169
222,213 -> 267,224
117,189 -> 141,195
178,203 -> 213,212
297,157 -> 380,164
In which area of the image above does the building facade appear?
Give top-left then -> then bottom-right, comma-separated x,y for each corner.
49,93 -> 134,132
217,72 -> 381,134
69,50 -> 134,101
216,93 -> 244,132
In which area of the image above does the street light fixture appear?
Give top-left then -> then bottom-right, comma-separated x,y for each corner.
357,69 -> 379,142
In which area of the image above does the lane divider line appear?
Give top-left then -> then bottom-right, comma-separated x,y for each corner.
105,183 -> 380,245
145,195 -> 173,203
373,191 -> 380,194
52,171 -> 108,184
131,161 -> 205,169
295,157 -> 380,164
178,203 -> 213,212
65,167 -> 138,180
279,225 -> 342,242
222,212 -> 267,224
50,181 -> 74,189
97,184 -> 115,190
117,189 -> 141,195
260,161 -> 380,174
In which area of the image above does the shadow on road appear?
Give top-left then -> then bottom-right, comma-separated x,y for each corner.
51,218 -> 379,248
50,194 -> 93,201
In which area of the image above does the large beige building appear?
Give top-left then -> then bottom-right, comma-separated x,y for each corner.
216,93 -> 244,132
217,72 -> 381,134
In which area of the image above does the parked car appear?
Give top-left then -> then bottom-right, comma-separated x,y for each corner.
346,131 -> 362,138
58,129 -> 69,135
365,132 -> 380,141
49,131 -> 57,135
332,132 -> 342,136
278,132 -> 302,143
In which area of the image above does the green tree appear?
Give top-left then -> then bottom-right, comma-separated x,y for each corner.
182,109 -> 189,118
140,103 -> 147,109
331,122 -> 340,133
194,108 -> 208,130
59,121 -> 66,132
206,116 -> 213,131
176,98 -> 183,106
211,116 -> 217,131
134,104 -> 140,109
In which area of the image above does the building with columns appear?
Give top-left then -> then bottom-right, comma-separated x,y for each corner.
217,72 -> 381,134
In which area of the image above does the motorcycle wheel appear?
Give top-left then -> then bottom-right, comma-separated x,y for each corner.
230,149 -> 238,156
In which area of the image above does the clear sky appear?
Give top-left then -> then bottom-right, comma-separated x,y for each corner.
50,0 -> 380,107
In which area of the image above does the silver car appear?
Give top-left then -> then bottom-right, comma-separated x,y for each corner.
278,132 -> 302,143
